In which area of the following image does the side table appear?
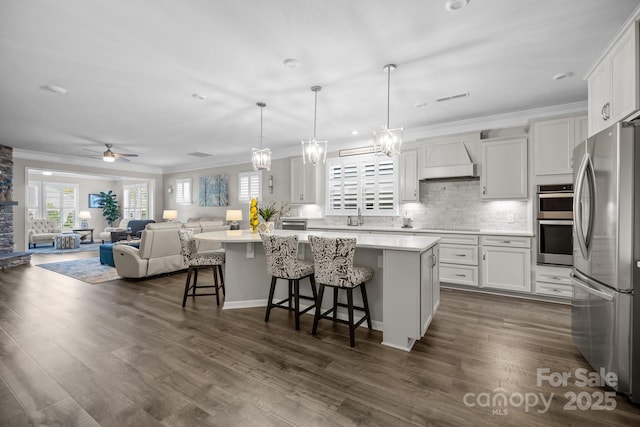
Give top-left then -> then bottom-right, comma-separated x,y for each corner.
72,228 -> 94,244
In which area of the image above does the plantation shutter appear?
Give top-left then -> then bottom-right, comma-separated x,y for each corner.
175,178 -> 192,205
239,171 -> 262,203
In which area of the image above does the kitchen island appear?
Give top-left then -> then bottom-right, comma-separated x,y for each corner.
195,229 -> 440,351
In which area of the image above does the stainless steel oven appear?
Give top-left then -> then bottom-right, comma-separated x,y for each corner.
537,219 -> 573,265
537,184 -> 573,219
537,184 -> 573,266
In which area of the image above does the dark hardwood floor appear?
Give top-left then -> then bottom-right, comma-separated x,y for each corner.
1,251 -> 639,426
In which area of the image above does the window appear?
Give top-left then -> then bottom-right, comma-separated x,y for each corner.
239,171 -> 262,203
325,154 -> 398,216
175,178 -> 192,205
28,181 -> 79,227
123,183 -> 149,220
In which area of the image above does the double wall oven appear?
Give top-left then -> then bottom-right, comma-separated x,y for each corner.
537,184 -> 573,266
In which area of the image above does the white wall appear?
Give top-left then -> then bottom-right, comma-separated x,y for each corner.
163,158 -> 291,227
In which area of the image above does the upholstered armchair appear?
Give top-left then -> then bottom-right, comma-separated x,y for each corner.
98,218 -> 129,243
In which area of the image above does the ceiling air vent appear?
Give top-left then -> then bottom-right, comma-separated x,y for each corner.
436,92 -> 470,103
187,151 -> 213,157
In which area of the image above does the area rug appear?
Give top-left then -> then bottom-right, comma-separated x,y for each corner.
36,257 -> 121,284
30,242 -> 102,254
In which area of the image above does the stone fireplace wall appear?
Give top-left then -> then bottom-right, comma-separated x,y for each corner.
0,145 -> 14,253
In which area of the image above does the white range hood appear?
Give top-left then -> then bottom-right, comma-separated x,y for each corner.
419,142 -> 478,180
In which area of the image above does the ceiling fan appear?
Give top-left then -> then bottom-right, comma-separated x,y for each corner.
83,144 -> 139,163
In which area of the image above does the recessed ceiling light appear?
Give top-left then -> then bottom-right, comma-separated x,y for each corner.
192,93 -> 206,100
351,130 -> 359,135
553,72 -> 574,81
445,0 -> 470,11
40,85 -> 67,95
283,58 -> 300,69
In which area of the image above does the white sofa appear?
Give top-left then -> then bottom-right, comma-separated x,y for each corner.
183,218 -> 228,252
27,219 -> 62,248
112,220 -> 229,278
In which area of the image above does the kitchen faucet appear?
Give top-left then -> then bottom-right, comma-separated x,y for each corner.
357,207 -> 364,225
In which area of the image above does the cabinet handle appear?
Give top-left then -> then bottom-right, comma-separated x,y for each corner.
455,273 -> 466,277
601,102 -> 610,121
551,276 -> 560,280
482,186 -> 486,195
483,252 -> 486,261
501,240 -> 512,244
414,189 -> 417,197
432,254 -> 437,267
455,253 -> 467,257
300,194 -> 303,201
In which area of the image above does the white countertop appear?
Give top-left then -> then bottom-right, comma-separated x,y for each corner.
195,229 -> 440,252
307,224 -> 534,237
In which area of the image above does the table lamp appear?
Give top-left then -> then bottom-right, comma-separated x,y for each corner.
226,209 -> 243,230
78,211 -> 91,229
162,210 -> 178,222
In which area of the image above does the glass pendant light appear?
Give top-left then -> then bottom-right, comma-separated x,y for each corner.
301,85 -> 327,165
373,64 -> 403,156
252,102 -> 271,171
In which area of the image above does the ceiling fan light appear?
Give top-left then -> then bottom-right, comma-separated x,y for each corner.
301,139 -> 327,165
103,152 -> 116,162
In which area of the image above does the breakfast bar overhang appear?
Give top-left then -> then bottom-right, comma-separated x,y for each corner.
195,230 -> 441,351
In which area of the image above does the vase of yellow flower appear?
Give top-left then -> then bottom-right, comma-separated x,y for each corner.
250,198 -> 259,232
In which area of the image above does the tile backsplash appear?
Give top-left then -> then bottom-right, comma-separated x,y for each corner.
306,179 -> 530,231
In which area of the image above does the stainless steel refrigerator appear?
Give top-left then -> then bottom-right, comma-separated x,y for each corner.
572,121 -> 640,403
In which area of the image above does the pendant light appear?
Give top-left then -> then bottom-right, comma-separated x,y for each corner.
301,85 -> 327,165
373,64 -> 403,156
252,102 -> 271,171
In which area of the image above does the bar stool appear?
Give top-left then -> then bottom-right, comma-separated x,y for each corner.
178,228 -> 225,306
260,233 -> 317,330
308,235 -> 373,347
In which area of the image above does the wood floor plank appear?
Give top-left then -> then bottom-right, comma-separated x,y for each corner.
0,255 -> 639,426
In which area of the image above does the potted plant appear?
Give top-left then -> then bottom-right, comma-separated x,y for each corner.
258,203 -> 278,233
99,190 -> 120,226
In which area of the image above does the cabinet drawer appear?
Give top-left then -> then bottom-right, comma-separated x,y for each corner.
481,236 -> 531,248
440,265 -> 478,287
536,282 -> 573,298
536,270 -> 571,286
438,234 -> 479,245
439,244 -> 478,266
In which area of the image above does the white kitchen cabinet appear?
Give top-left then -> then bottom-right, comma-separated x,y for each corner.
535,266 -> 573,300
481,236 -> 532,293
420,247 -> 438,336
586,21 -> 639,136
400,150 -> 418,201
480,137 -> 528,199
533,115 -> 587,175
290,157 -> 316,204
437,234 -> 479,287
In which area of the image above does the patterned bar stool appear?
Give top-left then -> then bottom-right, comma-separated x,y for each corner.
261,233 -> 317,331
308,235 -> 373,347
178,228 -> 226,306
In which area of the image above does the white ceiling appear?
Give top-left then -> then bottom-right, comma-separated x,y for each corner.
1,0 -> 638,173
